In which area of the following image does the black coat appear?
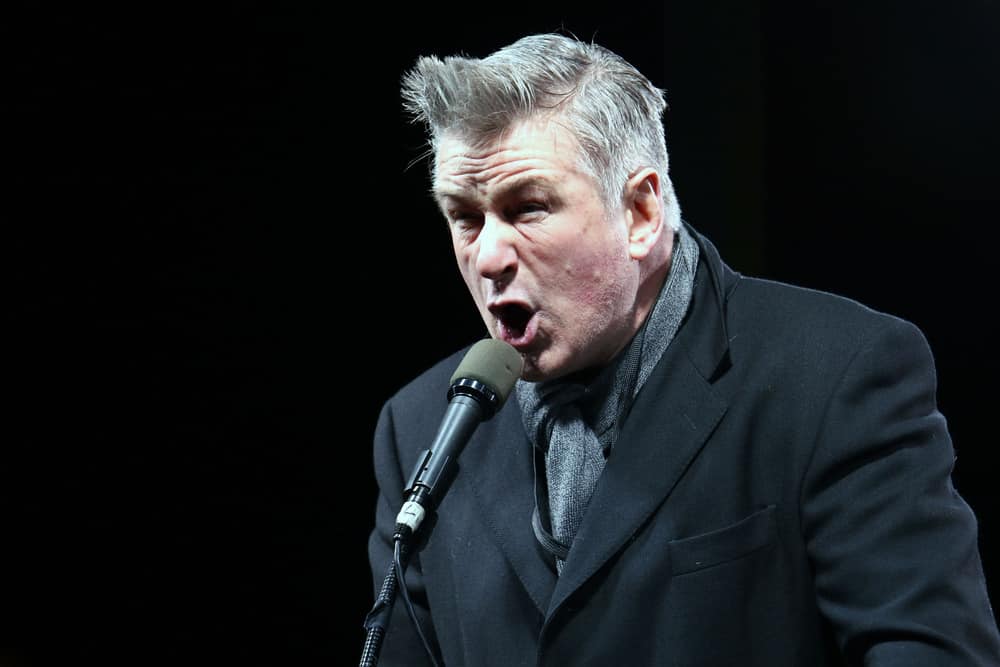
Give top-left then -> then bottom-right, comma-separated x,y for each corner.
368,225 -> 1000,666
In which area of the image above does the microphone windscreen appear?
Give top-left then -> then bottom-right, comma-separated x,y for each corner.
450,338 -> 524,404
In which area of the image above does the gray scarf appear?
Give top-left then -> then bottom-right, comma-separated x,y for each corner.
516,223 -> 699,572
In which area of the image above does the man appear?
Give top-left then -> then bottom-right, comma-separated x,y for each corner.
367,33 -> 1000,665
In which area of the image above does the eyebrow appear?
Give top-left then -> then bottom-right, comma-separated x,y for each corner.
433,175 -> 557,208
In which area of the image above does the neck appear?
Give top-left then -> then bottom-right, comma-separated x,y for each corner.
631,225 -> 676,333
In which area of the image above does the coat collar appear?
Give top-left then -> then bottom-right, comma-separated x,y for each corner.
682,221 -> 736,382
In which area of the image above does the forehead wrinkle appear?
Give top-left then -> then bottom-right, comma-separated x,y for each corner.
435,149 -> 551,188
433,120 -> 585,205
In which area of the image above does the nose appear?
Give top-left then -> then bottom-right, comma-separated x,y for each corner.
475,215 -> 518,284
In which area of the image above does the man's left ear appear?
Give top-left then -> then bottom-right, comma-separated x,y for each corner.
625,168 -> 664,261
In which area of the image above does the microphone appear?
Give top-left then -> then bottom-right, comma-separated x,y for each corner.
395,338 -> 523,540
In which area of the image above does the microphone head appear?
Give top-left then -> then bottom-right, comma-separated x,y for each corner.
450,338 -> 524,406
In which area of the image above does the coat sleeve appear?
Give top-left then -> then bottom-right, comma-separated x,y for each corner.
800,317 -> 1000,665
366,399 -> 442,666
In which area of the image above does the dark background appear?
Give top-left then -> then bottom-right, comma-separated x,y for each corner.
6,2 -> 999,664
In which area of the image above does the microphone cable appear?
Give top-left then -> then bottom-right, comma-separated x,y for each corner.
394,536 -> 441,667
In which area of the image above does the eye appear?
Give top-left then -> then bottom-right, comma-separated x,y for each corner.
448,210 -> 484,227
509,201 -> 547,220
447,211 -> 485,241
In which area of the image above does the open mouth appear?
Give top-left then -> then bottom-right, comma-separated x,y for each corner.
493,303 -> 535,344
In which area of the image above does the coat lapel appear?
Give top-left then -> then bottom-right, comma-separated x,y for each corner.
545,345 -> 728,617
462,400 -> 558,614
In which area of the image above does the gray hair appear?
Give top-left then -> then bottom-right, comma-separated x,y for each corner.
401,33 -> 681,230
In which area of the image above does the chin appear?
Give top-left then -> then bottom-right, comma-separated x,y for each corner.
520,355 -> 576,383
520,368 -> 545,383
517,354 -> 549,383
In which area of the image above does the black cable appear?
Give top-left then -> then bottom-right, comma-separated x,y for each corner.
394,538 -> 441,667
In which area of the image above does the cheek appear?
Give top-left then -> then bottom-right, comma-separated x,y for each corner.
564,246 -> 630,300
454,249 -> 490,310
453,244 -> 477,281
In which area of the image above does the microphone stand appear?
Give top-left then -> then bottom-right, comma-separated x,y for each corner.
359,532 -> 413,667
359,446 -> 450,667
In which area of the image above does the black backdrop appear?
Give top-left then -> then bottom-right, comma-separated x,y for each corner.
7,3 -> 999,665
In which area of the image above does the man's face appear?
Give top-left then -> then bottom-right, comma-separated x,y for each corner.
434,119 -> 642,382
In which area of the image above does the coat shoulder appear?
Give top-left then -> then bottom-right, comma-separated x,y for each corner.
727,275 -> 926,349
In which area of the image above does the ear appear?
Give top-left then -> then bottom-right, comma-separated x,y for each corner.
624,168 -> 664,261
